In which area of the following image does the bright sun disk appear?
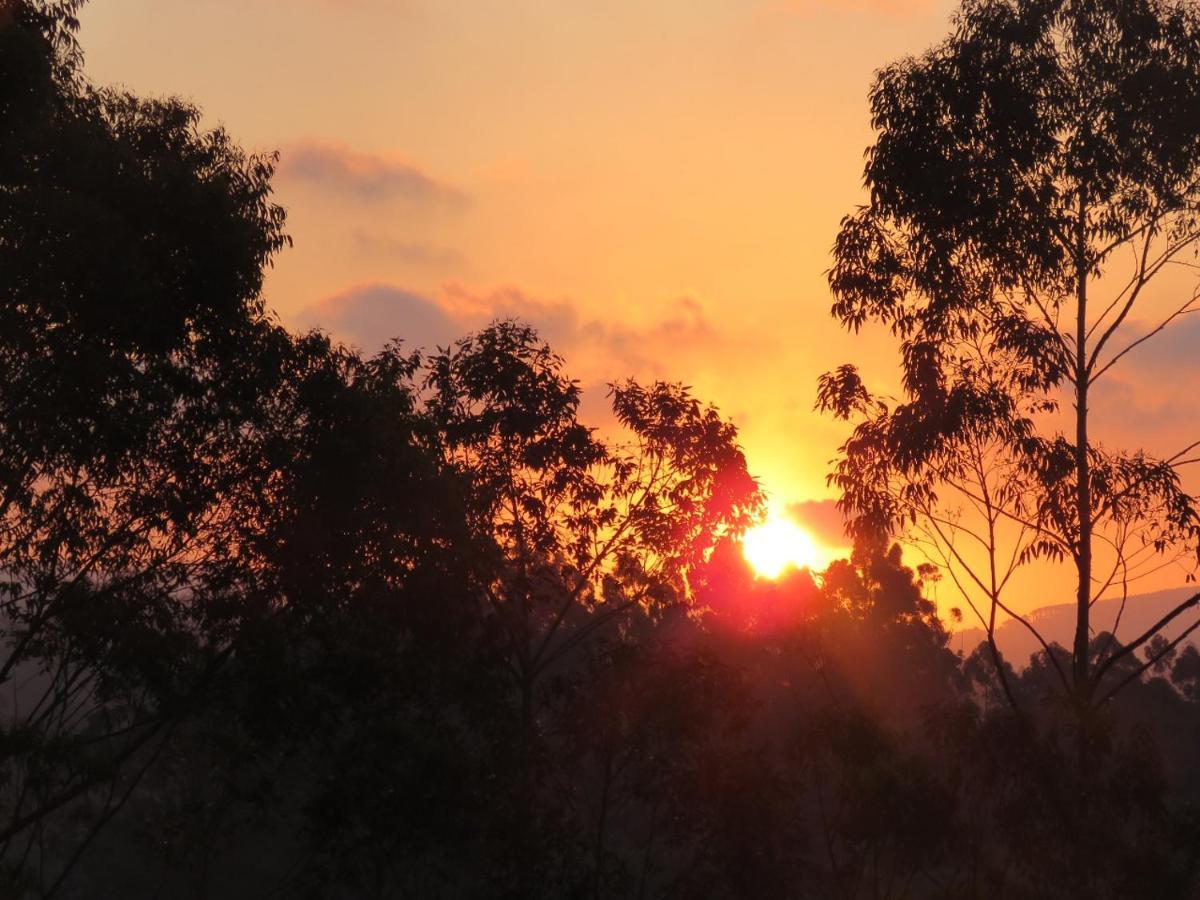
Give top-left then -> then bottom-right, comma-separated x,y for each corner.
741,516 -> 822,579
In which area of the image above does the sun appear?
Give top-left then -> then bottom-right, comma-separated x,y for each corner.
741,515 -> 824,579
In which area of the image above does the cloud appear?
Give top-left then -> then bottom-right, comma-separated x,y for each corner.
294,281 -> 790,497
1114,314 -> 1200,377
786,499 -> 850,549
437,284 -> 739,382
293,284 -> 459,353
295,280 -> 757,391
1086,314 -> 1200,452
279,141 -> 467,209
1091,375 -> 1200,455
438,283 -> 581,348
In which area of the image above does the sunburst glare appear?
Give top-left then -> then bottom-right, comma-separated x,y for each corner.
741,514 -> 827,579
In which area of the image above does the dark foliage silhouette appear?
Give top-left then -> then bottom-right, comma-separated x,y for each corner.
820,0 -> 1200,763
6,1 -> 1200,898
1,0 -> 297,890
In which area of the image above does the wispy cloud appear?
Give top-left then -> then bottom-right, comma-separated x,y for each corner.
293,284 -> 460,352
279,141 -> 467,209
293,281 -> 759,387
1074,314 -> 1200,468
1111,315 -> 1200,378
437,283 -> 735,382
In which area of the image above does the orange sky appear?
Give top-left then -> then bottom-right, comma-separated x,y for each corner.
76,0 -> 1200,618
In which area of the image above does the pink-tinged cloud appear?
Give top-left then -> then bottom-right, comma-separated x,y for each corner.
279,141 -> 467,209
1086,315 -> 1200,459
1111,315 -> 1200,379
294,281 -> 758,389
436,283 -> 739,382
437,284 -> 581,350
294,284 -> 460,352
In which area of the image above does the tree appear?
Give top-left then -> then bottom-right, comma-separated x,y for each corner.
819,0 -> 1200,756
0,0 -> 295,886
425,322 -> 762,700
423,321 -> 763,895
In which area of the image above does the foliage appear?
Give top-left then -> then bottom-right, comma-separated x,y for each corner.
820,0 -> 1200,722
0,0 -> 294,883
9,1 -> 1200,897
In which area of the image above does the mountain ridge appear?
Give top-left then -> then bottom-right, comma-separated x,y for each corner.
949,585 -> 1200,670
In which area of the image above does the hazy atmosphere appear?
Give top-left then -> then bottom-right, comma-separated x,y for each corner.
6,0 -> 1200,897
77,0 -> 1200,614
78,0 -> 965,554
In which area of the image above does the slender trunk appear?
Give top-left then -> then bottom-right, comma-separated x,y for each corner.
1073,195 -> 1093,773
982,466 -> 1020,711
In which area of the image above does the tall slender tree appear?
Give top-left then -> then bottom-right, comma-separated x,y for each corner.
820,0 -> 1200,754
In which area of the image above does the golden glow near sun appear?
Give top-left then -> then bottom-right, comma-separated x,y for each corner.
741,515 -> 827,579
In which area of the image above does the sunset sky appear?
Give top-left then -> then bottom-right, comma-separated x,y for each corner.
76,0 -> 1200,615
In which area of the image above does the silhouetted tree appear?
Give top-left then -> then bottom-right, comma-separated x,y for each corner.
422,322 -> 763,896
820,0 -> 1200,762
0,0 -> 293,889
16,1 -> 1200,897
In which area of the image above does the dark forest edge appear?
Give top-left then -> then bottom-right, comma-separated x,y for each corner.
5,1 -> 1200,898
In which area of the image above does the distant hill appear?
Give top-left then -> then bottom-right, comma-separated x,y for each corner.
950,586 -> 1200,670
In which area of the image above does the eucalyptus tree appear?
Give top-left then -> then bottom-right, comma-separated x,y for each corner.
819,0 -> 1200,746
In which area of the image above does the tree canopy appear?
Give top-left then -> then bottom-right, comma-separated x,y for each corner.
821,0 -> 1200,728
10,0 -> 1200,897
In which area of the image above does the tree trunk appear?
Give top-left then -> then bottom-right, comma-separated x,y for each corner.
1074,198 -> 1093,774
